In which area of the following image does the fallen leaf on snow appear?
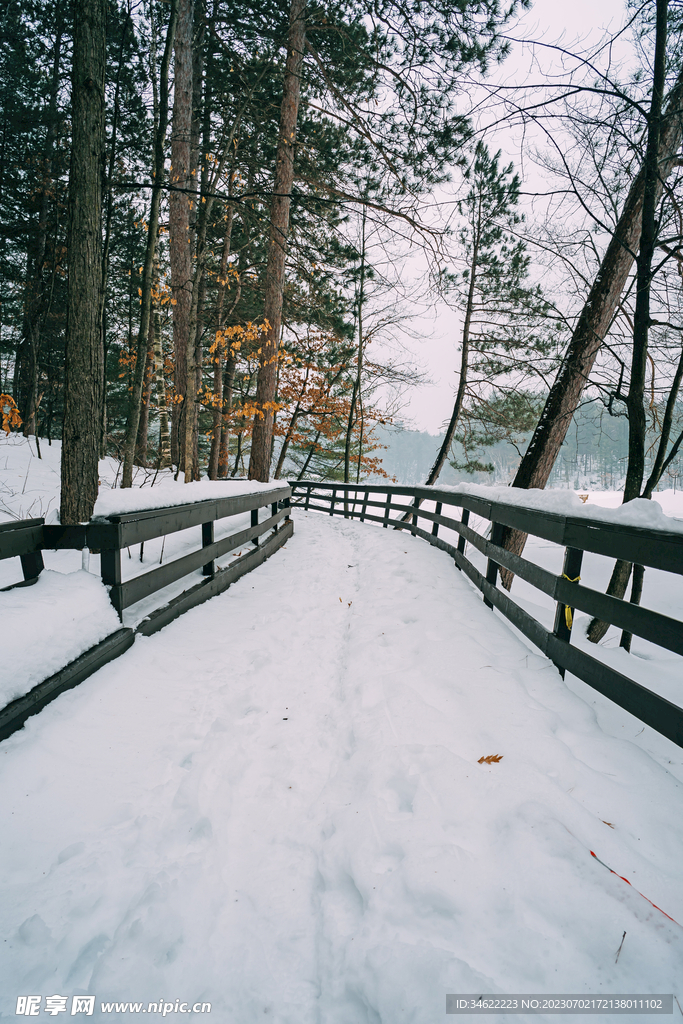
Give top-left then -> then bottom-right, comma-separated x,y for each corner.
478,754 -> 503,764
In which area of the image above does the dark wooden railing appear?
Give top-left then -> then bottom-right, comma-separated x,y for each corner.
0,485 -> 292,740
0,517 -> 45,588
289,480 -> 683,749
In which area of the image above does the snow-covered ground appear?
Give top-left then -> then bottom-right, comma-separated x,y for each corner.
1,434 -> 683,1022
0,436 -> 283,702
1,516 -> 683,1019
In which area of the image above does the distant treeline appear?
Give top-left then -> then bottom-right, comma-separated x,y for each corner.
374,401 -> 683,492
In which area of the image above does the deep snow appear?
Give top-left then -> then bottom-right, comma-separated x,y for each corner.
0,436 -> 284,702
1,511 -> 682,1023
0,569 -> 121,706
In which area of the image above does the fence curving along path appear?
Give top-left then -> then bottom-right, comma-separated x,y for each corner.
289,480 -> 683,749
0,485 -> 293,740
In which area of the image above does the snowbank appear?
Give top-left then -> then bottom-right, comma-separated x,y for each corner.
0,570 -> 121,705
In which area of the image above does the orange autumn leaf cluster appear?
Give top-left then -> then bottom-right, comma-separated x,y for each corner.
0,394 -> 22,434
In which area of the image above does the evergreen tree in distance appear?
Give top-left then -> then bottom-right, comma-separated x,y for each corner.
424,142 -> 560,487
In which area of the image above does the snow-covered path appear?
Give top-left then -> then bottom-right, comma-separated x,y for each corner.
1,514 -> 682,1023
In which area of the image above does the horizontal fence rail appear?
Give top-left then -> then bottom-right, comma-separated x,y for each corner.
290,480 -> 683,749
0,486 -> 293,740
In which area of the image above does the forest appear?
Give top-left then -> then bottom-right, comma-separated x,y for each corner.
0,0 -> 682,531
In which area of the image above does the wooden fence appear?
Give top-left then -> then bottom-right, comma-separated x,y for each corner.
0,485 -> 292,740
289,480 -> 683,749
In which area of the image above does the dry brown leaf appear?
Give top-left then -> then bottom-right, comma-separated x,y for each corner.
602,820 -> 615,828
478,754 -> 503,764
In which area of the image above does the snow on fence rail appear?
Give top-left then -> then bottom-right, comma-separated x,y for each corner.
0,485 -> 293,741
289,480 -> 683,749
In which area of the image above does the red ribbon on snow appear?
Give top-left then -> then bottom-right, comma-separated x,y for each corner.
590,850 -> 680,926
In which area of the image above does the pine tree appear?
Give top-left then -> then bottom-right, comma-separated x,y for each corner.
425,143 -> 559,486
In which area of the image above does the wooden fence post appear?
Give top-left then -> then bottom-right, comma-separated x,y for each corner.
382,490 -> 392,528
101,547 -> 123,618
484,521 -> 504,608
457,508 -> 470,560
431,501 -> 442,538
552,546 -> 584,678
361,489 -> 369,523
202,521 -> 215,576
20,549 -> 44,581
251,508 -> 259,546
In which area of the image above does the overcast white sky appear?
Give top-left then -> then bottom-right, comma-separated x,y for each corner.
395,0 -> 630,434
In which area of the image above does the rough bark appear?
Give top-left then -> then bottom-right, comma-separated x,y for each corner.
152,272 -> 172,468
344,206 -> 367,484
21,23 -> 63,438
248,0 -> 306,481
500,67 -> 683,588
99,8 -> 129,454
622,0 -> 668,505
169,0 -> 193,469
121,0 -> 177,486
208,207 -> 234,479
135,322 -> 155,466
60,0 -> 106,525
586,0 -> 668,644
180,0 -> 206,482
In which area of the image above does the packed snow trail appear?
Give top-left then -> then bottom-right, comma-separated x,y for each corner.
1,514 -> 682,1023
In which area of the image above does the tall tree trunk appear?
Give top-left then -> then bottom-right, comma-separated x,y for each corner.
344,205 -> 367,484
121,0 -> 177,486
425,231 -> 479,486
22,22 -> 64,438
60,0 -> 106,525
356,394 -> 364,483
623,0 -> 667,505
219,347 -> 237,477
98,1 -> 131,456
180,0 -> 206,482
135,316 -> 155,466
248,0 -> 306,481
398,222 -> 480,524
208,206 -> 234,478
169,0 -> 193,470
231,429 -> 243,476
152,270 -> 172,468
586,0 -> 669,645
499,67 -> 683,588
